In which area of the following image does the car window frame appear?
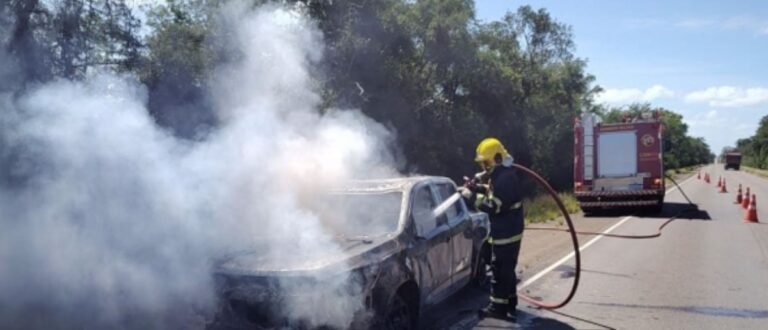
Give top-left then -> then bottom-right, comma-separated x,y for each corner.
432,182 -> 467,225
410,182 -> 451,238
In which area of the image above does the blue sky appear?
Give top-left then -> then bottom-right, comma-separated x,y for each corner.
475,0 -> 768,154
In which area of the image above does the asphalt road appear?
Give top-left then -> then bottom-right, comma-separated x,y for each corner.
429,164 -> 768,329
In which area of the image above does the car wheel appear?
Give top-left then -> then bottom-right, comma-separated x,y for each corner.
383,293 -> 416,330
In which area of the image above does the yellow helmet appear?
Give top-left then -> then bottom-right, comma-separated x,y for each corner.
475,137 -> 510,169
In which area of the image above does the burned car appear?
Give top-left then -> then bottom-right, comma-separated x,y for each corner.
210,176 -> 490,329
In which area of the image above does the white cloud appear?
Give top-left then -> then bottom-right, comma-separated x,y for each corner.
685,86 -> 768,107
595,85 -> 674,104
644,85 -> 675,100
675,16 -> 768,35
684,107 -> 759,153
675,19 -> 715,29
596,88 -> 642,104
723,16 -> 756,30
623,18 -> 666,29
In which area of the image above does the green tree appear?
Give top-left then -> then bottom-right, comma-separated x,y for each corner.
738,115 -> 768,169
3,0 -> 53,90
2,0 -> 142,82
140,0 -> 220,137
50,0 -> 142,79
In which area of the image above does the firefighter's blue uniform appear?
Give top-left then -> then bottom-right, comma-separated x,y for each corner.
474,164 -> 524,317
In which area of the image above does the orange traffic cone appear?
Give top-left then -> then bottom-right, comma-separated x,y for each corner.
742,187 -> 751,209
719,178 -> 728,193
744,194 -> 759,223
717,177 -> 722,188
736,184 -> 743,204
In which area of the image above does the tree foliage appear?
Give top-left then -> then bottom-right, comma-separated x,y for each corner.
2,0 -> 714,192
293,1 -> 599,190
1,0 -> 141,84
736,115 -> 768,169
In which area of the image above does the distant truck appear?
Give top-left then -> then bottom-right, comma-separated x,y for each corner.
724,152 -> 742,170
574,112 -> 665,213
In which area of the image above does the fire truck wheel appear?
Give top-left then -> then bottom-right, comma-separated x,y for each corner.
581,207 -> 598,217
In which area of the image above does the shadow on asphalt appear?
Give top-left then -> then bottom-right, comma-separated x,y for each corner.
422,285 -> 590,329
583,202 -> 711,221
581,302 -> 768,319
473,309 -> 579,329
642,202 -> 711,220
542,309 -> 616,330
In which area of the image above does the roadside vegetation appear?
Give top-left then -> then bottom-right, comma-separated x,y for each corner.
734,115 -> 768,169
524,192 -> 580,224
742,166 -> 768,179
665,165 -> 701,177
665,164 -> 704,180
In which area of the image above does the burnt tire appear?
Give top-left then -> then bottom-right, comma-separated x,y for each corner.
382,292 -> 417,330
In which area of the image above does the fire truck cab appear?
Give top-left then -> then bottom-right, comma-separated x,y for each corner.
574,112 -> 665,213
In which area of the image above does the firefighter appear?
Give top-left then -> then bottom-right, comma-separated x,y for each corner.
458,137 -> 523,321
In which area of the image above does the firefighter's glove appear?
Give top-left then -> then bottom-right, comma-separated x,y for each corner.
469,183 -> 489,194
458,186 -> 473,199
473,171 -> 489,183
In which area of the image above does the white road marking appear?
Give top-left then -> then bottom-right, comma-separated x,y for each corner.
518,173 -> 699,289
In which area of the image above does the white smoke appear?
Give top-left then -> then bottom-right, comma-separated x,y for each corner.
0,2 -> 398,329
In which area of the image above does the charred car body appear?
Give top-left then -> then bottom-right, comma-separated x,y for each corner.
210,176 -> 490,329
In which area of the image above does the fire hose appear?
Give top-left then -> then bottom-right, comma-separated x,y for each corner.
482,164 -> 698,310
511,163 -> 581,309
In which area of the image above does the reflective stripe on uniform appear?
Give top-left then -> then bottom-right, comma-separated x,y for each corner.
489,192 -> 503,213
475,193 -> 486,209
487,233 -> 523,245
476,192 -> 505,214
508,201 -> 522,210
489,296 -> 509,304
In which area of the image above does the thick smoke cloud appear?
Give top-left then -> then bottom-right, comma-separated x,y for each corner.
0,2 -> 398,329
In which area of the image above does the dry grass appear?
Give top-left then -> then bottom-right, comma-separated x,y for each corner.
743,166 -> 768,179
524,192 -> 580,225
664,164 -> 702,178
664,164 -> 705,188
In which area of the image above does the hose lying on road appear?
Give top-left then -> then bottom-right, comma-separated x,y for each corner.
526,175 -> 699,240
512,163 -> 581,309
514,168 -> 699,309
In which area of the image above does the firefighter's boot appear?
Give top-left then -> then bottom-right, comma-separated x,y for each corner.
479,303 -> 509,320
479,300 -> 518,322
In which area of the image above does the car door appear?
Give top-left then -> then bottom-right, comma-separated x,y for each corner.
410,182 -> 453,305
433,182 -> 475,289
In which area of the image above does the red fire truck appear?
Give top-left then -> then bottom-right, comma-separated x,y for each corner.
574,112 -> 665,213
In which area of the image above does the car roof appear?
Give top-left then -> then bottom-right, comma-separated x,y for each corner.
335,176 -> 455,193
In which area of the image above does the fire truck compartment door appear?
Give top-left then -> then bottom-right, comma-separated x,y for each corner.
598,131 -> 637,178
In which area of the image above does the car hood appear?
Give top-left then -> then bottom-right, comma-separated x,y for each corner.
215,235 -> 400,277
